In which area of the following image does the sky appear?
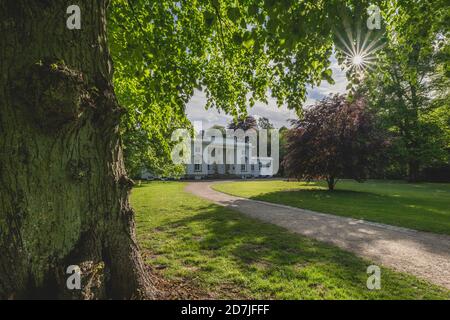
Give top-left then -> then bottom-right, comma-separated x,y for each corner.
186,56 -> 348,130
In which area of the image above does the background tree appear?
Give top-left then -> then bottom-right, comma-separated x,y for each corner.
228,116 -> 258,131
257,117 -> 274,130
283,95 -> 387,190
121,125 -> 185,179
357,0 -> 449,181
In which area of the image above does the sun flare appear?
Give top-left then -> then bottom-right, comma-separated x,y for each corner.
352,54 -> 364,66
335,23 -> 385,75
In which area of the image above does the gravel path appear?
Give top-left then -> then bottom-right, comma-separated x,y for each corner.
185,181 -> 450,289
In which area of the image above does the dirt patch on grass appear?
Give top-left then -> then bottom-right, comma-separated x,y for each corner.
143,254 -> 212,299
142,251 -> 249,300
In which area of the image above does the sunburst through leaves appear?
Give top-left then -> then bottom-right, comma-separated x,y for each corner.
335,22 -> 385,76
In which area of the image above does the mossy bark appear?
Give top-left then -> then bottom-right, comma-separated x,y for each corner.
0,1 -> 154,299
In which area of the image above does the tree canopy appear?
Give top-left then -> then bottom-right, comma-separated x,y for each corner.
108,0 -> 448,181
258,117 -> 274,130
108,0 -> 374,175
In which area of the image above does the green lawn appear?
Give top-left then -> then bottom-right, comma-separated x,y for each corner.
131,181 -> 449,299
213,180 -> 450,235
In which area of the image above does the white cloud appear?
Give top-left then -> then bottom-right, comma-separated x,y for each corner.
186,56 -> 348,129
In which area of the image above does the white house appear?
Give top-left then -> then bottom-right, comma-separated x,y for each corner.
185,134 -> 274,179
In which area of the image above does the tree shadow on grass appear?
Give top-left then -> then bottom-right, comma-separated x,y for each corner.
246,188 -> 450,235
153,202 -> 447,299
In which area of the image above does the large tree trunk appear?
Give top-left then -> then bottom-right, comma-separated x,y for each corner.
0,1 -> 155,299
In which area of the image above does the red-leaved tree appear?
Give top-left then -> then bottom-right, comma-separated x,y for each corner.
283,94 -> 388,190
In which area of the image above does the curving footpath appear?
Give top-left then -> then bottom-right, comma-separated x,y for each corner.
185,181 -> 450,289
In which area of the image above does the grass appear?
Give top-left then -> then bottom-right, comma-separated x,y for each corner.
212,180 -> 450,235
131,181 -> 449,299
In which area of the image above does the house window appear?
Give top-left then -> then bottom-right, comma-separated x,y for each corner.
194,164 -> 202,172
251,164 -> 255,171
211,148 -> 216,157
241,164 -> 246,172
207,165 -> 211,170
